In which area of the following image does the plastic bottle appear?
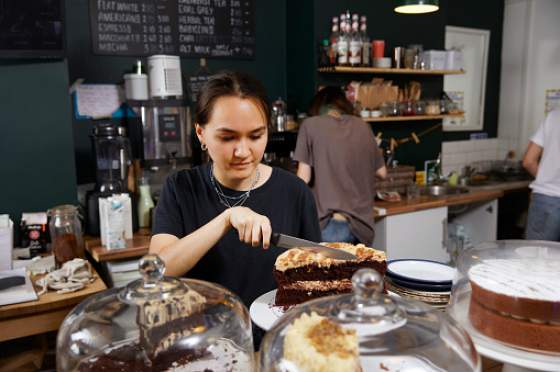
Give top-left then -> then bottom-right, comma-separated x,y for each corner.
137,177 -> 154,228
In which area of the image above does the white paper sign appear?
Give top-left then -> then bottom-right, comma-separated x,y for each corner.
75,84 -> 125,119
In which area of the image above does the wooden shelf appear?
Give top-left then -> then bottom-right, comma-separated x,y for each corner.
364,114 -> 464,122
318,66 -> 465,75
85,228 -> 151,262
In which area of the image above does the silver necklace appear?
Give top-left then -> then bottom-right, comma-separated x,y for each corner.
209,163 -> 260,208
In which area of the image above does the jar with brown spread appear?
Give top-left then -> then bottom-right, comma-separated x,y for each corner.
47,205 -> 84,268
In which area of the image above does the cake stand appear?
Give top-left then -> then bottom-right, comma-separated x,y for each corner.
449,291 -> 560,372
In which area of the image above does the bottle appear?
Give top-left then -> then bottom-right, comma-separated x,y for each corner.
137,177 -> 154,228
337,20 -> 349,66
329,17 -> 339,66
360,16 -> 370,67
349,18 -> 362,67
319,39 -> 330,67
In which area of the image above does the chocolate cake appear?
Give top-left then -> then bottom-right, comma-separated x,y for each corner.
274,242 -> 386,306
468,259 -> 560,352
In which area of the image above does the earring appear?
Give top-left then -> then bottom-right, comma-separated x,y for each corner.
201,143 -> 207,151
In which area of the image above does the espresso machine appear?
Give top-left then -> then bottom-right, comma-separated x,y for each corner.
86,121 -> 136,235
127,55 -> 193,166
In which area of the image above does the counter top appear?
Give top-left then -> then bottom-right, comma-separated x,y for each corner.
375,180 -> 531,217
375,189 -> 503,217
85,228 -> 151,262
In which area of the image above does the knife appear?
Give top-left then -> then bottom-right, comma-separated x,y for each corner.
271,233 -> 357,260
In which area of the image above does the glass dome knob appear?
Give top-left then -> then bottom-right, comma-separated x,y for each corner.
139,254 -> 166,283
352,268 -> 383,305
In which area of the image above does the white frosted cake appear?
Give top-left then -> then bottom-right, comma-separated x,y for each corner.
468,259 -> 560,352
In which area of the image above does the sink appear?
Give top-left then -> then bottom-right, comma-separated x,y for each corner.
420,185 -> 470,197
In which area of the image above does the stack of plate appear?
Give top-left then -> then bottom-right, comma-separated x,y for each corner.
385,259 -> 456,310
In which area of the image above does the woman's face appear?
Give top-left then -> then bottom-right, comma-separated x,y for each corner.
196,96 -> 268,183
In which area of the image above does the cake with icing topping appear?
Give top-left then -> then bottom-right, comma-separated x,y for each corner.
468,259 -> 560,352
273,242 -> 386,306
282,312 -> 361,372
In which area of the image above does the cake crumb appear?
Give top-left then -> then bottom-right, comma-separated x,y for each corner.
380,362 -> 390,371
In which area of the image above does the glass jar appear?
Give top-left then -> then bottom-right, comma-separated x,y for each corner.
401,100 -> 416,116
415,100 -> 427,115
47,205 -> 84,268
261,269 -> 480,371
57,255 -> 255,371
426,100 -> 441,115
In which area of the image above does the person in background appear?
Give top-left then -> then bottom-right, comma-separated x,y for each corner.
150,72 -> 321,307
294,86 -> 387,246
522,109 -> 560,241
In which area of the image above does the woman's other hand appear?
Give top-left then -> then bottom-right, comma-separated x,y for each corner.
228,206 -> 272,249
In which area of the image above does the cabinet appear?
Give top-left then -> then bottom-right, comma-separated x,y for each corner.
374,199 -> 499,263
374,206 -> 449,262
449,199 -> 498,246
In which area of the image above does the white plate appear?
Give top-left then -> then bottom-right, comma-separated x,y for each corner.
250,289 -> 286,331
449,291 -> 560,371
250,289 -> 401,332
387,260 -> 456,284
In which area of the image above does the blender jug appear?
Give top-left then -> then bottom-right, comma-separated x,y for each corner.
86,121 -> 133,235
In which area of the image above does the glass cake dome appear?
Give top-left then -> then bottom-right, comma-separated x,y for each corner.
260,268 -> 480,372
447,240 -> 560,355
57,255 -> 255,371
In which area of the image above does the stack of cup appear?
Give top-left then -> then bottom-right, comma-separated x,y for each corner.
372,40 -> 390,68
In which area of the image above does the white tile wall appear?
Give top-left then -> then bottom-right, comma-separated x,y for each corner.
441,138 -> 514,176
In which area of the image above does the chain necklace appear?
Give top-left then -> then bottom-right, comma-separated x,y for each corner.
209,163 -> 260,208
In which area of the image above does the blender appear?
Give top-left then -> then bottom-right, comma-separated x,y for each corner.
86,121 -> 135,235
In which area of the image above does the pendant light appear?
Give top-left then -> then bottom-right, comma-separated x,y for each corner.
394,0 -> 439,14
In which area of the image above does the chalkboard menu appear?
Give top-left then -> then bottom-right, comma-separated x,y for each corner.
90,0 -> 255,59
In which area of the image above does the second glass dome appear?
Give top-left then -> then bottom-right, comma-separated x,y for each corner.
260,268 -> 480,372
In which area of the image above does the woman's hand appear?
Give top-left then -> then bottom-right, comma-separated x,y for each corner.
228,206 -> 272,249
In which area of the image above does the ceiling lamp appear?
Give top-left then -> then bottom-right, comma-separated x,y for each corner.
394,0 -> 439,14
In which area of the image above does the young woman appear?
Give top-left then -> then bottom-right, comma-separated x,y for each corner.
294,86 -> 387,246
150,72 -> 321,306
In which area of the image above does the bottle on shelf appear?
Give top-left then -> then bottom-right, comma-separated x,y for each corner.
360,16 -> 370,67
349,19 -> 362,67
337,20 -> 349,66
319,39 -> 330,67
329,17 -> 339,66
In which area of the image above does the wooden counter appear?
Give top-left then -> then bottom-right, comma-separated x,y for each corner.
375,189 -> 503,218
0,267 -> 106,342
85,228 -> 151,263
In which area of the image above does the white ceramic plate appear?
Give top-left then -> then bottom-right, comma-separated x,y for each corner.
387,260 -> 456,284
250,289 -> 286,331
250,289 -> 401,332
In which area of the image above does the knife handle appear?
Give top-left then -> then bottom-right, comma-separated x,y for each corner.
270,232 -> 280,247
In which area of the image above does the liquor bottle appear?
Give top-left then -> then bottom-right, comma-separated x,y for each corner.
360,16 -> 370,67
349,20 -> 362,67
329,18 -> 339,66
337,20 -> 349,66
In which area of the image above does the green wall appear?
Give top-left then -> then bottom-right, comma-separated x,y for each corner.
0,60 -> 77,221
0,0 -> 503,220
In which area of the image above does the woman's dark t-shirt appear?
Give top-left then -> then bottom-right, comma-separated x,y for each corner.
152,163 -> 321,306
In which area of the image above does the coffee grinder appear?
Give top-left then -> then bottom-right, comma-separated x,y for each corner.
86,121 -> 135,235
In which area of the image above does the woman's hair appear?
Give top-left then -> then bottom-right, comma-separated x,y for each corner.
195,71 -> 270,126
308,86 -> 355,116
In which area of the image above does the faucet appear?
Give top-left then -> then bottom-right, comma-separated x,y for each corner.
431,153 -> 445,185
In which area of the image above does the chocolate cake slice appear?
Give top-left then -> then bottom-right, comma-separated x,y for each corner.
273,242 -> 386,306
